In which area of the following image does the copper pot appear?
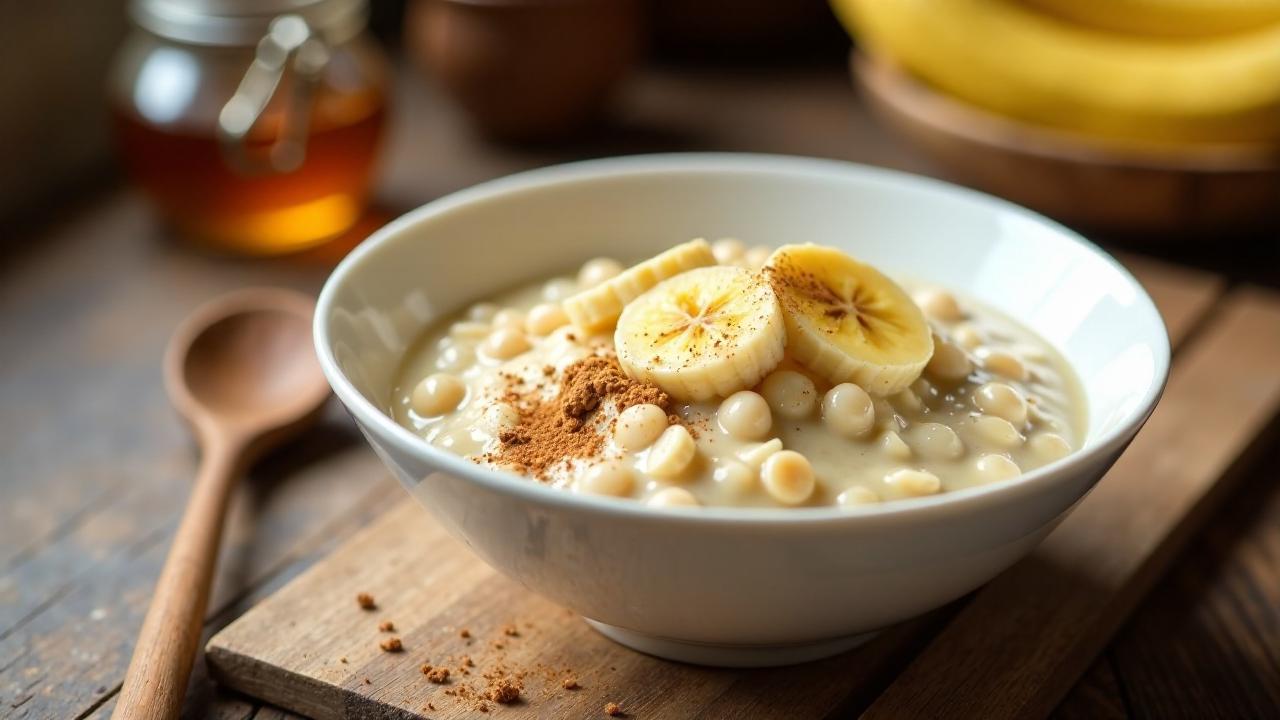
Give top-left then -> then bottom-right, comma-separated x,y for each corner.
406,0 -> 643,142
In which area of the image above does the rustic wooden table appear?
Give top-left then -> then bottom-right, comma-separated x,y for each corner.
3,64 -> 1278,719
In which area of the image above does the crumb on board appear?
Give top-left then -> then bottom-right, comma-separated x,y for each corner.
605,701 -> 624,716
378,620 -> 395,632
460,628 -> 471,638
562,677 -> 580,690
379,637 -> 403,652
502,624 -> 520,637
339,657 -> 348,664
356,592 -> 376,610
422,665 -> 451,683
486,678 -> 521,704
461,655 -> 475,668
363,677 -> 371,685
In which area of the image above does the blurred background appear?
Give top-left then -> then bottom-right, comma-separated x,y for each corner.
6,0 -> 1280,272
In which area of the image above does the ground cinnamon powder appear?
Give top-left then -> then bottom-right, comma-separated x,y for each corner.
485,354 -> 669,479
485,677 -> 521,704
421,664 -> 450,683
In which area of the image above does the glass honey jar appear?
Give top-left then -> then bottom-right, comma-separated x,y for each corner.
110,0 -> 389,255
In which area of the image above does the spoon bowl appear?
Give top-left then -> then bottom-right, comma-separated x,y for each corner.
166,289 -> 329,445
114,288 -> 329,719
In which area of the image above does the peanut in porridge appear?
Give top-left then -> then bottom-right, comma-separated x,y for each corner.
391,239 -> 1085,509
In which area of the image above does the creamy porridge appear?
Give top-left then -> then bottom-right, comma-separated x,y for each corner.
391,239 -> 1085,509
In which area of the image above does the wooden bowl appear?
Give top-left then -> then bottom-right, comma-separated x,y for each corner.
649,0 -> 841,59
852,53 -> 1280,237
405,0 -> 643,143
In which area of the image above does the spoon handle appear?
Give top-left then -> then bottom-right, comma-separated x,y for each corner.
113,442 -> 241,720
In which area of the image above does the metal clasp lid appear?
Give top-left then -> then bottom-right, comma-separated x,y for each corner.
217,14 -> 331,175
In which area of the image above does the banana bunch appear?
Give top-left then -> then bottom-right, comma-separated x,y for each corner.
832,0 -> 1280,144
1027,0 -> 1280,37
563,242 -> 934,402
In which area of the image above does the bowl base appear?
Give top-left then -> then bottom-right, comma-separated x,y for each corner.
583,618 -> 878,667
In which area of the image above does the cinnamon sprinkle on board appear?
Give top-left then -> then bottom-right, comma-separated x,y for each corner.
421,665 -> 450,683
486,678 -> 522,704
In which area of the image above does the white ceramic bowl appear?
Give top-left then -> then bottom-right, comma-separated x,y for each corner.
315,154 -> 1169,667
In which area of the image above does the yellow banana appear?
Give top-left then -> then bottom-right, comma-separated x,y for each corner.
834,0 -> 1280,143
1027,0 -> 1280,37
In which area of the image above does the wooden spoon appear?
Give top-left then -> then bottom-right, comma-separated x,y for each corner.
113,288 -> 330,719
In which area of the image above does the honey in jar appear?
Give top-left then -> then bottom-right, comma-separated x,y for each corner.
110,0 -> 389,255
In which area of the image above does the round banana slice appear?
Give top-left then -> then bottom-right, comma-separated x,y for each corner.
764,244 -> 933,396
563,239 -> 716,332
616,266 -> 786,402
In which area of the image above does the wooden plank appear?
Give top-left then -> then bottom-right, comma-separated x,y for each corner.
1113,253 -> 1223,347
862,287 -> 1280,720
0,192 -> 404,718
1051,654 -> 1129,720
1108,435 -> 1280,718
0,461 -> 399,720
0,196 -> 327,572
0,382 -> 398,717
206,500 -> 951,720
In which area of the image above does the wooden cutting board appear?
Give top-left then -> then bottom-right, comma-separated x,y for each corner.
206,259 -> 1280,719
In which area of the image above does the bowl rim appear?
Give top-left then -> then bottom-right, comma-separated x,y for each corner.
314,152 -> 1171,526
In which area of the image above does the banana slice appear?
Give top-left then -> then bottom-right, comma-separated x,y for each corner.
563,239 -> 716,332
764,244 -> 933,396
615,266 -> 786,402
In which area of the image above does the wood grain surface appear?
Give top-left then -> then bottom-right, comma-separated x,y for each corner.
3,63 -> 1280,720
205,502 -> 944,720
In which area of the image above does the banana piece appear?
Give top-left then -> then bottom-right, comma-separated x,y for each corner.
615,265 -> 786,402
764,244 -> 933,397
563,239 -> 716,332
834,0 -> 1280,143
1027,0 -> 1280,38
